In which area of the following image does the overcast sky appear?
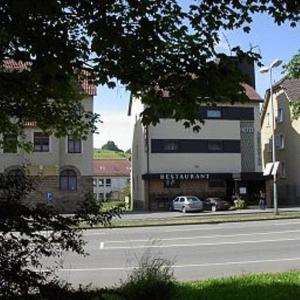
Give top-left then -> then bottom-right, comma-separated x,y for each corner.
93,10 -> 300,151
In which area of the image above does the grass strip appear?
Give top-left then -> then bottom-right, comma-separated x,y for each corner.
175,271 -> 300,300
79,211 -> 300,229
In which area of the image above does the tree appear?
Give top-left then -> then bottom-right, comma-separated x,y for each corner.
1,0 -> 300,143
1,0 -> 300,297
101,141 -> 123,152
0,169 -> 122,298
285,52 -> 300,119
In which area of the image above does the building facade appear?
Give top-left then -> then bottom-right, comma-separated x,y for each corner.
130,85 -> 264,210
261,77 -> 300,205
93,159 -> 130,201
0,61 -> 96,212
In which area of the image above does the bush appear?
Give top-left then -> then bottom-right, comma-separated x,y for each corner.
0,169 -> 122,299
119,252 -> 176,300
234,199 -> 247,209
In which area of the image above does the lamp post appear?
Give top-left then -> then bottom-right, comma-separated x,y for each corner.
260,59 -> 282,215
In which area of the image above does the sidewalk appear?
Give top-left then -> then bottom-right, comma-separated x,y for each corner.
119,206 -> 300,222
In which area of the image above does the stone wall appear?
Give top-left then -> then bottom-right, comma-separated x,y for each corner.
29,175 -> 93,213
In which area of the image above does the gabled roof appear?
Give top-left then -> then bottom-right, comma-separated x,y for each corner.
241,83 -> 263,102
1,59 -> 97,96
93,159 -> 131,177
261,76 -> 300,122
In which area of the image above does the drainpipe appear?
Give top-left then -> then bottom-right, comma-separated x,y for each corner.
145,126 -> 151,211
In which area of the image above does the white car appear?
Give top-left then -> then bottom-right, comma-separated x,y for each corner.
171,196 -> 203,213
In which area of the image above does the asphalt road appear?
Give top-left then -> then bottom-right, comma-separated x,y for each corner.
48,219 -> 300,288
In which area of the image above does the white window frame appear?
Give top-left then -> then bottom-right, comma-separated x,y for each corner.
66,135 -> 83,154
280,161 -> 286,178
277,108 -> 283,123
276,134 -> 285,150
105,178 -> 111,187
32,131 -> 51,153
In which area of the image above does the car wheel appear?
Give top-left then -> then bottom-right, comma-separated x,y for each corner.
182,206 -> 186,213
211,205 -> 217,212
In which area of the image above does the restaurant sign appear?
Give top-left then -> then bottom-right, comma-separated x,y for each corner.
159,173 -> 209,180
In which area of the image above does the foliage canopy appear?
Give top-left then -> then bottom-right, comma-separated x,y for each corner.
1,0 -> 300,142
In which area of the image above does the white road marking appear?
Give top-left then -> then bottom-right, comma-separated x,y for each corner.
163,220 -> 300,233
102,237 -> 300,250
83,232 -> 107,236
57,256 -> 300,272
102,229 -> 300,245
99,242 -> 104,249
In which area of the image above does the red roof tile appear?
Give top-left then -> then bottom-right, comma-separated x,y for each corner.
1,59 -> 96,96
241,83 -> 262,101
93,159 -> 131,177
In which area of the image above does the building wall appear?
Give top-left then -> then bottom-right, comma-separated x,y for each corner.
131,101 -> 262,209
130,120 -> 147,209
0,96 -> 94,212
93,176 -> 129,201
261,90 -> 300,204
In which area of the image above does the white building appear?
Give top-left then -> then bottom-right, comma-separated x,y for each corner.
129,64 -> 264,210
93,159 -> 130,201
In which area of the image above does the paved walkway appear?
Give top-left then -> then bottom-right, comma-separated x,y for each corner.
120,206 -> 300,222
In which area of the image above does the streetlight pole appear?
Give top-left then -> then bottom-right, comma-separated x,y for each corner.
260,59 -> 282,215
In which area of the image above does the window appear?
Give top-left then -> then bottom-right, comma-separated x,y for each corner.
164,179 -> 180,188
3,135 -> 17,153
98,179 -> 104,187
68,135 -> 82,153
163,142 -> 179,152
106,192 -> 112,200
105,178 -> 111,187
276,135 -> 285,149
34,132 -> 49,152
268,138 -> 272,153
280,161 -> 286,178
277,108 -> 283,123
207,109 -> 222,119
207,141 -> 223,152
266,113 -> 271,127
180,198 -> 185,202
59,170 -> 77,191
99,193 -> 104,200
93,179 -> 97,187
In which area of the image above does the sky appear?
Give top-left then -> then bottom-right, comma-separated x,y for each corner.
93,8 -> 300,151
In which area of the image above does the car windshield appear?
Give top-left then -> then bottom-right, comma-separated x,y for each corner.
187,197 -> 199,202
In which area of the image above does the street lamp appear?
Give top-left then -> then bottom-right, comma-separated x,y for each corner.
260,58 -> 282,215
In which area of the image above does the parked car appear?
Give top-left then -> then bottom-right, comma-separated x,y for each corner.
171,196 -> 203,213
204,197 -> 231,212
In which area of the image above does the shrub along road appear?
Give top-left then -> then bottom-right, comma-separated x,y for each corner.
46,218 -> 300,287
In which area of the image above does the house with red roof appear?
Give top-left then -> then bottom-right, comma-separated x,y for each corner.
0,60 -> 96,212
93,159 -> 131,201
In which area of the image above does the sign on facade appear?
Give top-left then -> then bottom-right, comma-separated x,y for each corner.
47,192 -> 54,202
241,127 -> 254,133
159,173 -> 210,180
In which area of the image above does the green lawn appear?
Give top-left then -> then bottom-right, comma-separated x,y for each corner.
94,149 -> 130,159
175,272 -> 300,300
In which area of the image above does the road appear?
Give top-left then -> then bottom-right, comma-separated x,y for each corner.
50,219 -> 300,287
